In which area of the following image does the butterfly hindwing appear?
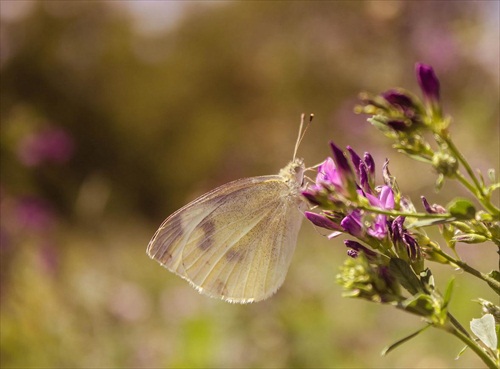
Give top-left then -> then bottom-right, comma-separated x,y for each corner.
147,174 -> 305,303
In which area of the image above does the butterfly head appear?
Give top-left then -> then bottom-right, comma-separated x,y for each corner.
279,158 -> 306,189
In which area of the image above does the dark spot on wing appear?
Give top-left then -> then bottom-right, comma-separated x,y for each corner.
198,220 -> 216,250
216,280 -> 228,295
159,252 -> 172,265
226,249 -> 245,262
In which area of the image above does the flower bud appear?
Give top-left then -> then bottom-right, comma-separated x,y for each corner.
432,152 -> 458,177
304,211 -> 342,231
452,233 -> 488,244
415,63 -> 440,103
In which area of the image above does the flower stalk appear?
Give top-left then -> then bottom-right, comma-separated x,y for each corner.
305,62 -> 500,367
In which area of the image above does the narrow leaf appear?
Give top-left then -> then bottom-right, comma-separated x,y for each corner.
401,293 -> 435,317
455,345 -> 469,360
381,325 -> 430,356
443,277 -> 455,309
470,314 -> 498,350
408,217 -> 454,228
389,258 -> 423,294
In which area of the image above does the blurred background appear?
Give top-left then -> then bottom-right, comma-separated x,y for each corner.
1,1 -> 499,368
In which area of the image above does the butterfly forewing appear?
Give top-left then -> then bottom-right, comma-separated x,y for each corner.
147,160 -> 305,303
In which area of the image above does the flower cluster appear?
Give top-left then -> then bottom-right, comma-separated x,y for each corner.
302,63 -> 500,368
302,140 -> 425,302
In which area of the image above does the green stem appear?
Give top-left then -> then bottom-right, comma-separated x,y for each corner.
454,171 -> 500,215
447,312 -> 470,337
443,137 -> 500,215
454,170 -> 481,198
430,244 -> 500,294
359,206 -> 451,220
446,320 -> 498,369
443,136 -> 483,193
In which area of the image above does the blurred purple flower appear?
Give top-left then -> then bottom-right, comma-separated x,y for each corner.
17,128 -> 74,167
382,90 -> 416,113
38,242 -> 60,275
379,89 -> 424,131
386,120 -> 410,132
415,63 -> 440,102
15,196 -> 56,232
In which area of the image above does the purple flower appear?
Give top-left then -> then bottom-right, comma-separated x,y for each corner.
365,185 -> 394,210
382,90 -> 416,112
421,196 -> 446,214
302,153 -> 354,205
363,152 -> 375,177
17,128 -> 74,167
330,141 -> 354,183
364,186 -> 394,239
347,146 -> 362,174
347,146 -> 373,193
304,211 -> 342,231
344,240 -> 378,261
403,233 -> 419,260
303,142 -> 365,207
390,216 -> 421,261
341,210 -> 364,238
367,215 -> 388,239
415,63 -> 440,102
387,120 -> 410,132
315,157 -> 343,189
347,249 -> 359,258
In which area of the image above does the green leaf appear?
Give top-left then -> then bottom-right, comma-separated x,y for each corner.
442,277 -> 454,310
381,325 -> 431,356
470,314 -> 498,350
447,198 -> 476,220
401,293 -> 435,317
389,258 -> 423,295
488,270 -> 500,283
409,217 -> 454,228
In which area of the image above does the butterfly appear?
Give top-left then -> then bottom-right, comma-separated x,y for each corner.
147,115 -> 312,303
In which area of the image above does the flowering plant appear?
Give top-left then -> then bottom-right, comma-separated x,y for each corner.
303,63 -> 499,368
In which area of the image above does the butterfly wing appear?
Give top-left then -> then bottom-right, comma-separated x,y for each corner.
147,175 -> 305,303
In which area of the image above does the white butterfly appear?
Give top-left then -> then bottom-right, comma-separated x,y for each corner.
147,115 -> 311,303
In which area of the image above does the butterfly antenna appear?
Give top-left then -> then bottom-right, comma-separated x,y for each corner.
293,113 -> 314,160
